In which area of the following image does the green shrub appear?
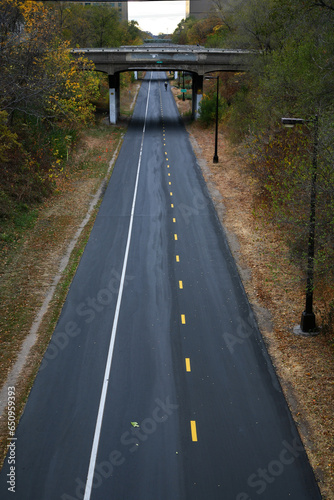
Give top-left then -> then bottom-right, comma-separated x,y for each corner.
198,93 -> 227,127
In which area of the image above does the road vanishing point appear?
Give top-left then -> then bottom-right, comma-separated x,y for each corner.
0,72 -> 322,500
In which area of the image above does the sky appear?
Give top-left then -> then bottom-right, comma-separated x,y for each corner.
128,1 -> 186,36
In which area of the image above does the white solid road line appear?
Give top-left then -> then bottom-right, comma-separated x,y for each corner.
83,75 -> 152,500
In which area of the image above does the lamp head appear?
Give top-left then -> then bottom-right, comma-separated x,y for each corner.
281,117 -> 305,128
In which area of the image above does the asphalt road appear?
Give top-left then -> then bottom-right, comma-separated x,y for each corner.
0,72 -> 322,500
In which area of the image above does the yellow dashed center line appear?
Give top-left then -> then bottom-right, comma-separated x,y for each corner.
160,107 -> 197,443
191,421 -> 198,442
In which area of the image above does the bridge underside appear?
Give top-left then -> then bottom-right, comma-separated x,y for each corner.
108,70 -> 204,124
73,46 -> 252,123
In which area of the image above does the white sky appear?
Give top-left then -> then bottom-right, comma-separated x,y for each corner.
128,1 -> 186,36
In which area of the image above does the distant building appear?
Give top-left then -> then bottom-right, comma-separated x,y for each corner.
186,0 -> 211,19
78,2 -> 128,22
186,0 -> 240,19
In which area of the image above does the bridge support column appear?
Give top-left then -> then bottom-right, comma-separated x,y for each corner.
108,73 -> 120,124
192,74 -> 203,120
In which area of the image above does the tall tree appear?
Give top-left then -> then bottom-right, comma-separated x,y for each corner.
0,0 -> 99,124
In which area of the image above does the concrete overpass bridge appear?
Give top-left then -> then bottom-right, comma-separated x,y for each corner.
72,44 -> 253,123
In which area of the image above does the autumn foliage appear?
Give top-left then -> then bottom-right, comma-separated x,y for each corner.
0,0 -> 101,218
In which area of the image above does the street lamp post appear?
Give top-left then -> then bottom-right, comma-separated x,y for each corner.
205,75 -> 219,164
281,115 -> 319,333
182,71 -> 185,101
